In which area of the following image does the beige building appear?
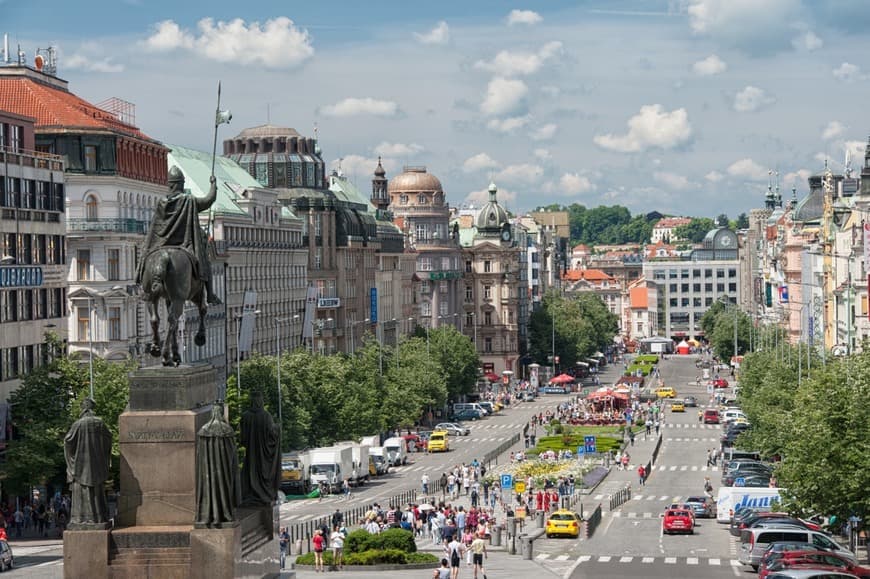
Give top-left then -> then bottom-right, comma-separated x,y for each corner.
459,183 -> 521,374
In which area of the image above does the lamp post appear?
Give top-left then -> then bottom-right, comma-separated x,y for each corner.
235,309 -> 261,399
551,304 -> 556,380
87,295 -> 94,400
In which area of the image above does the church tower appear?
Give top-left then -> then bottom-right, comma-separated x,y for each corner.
371,157 -> 389,212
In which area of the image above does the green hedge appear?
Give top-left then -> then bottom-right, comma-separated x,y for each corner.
343,528 -> 416,554
528,433 -> 622,456
634,355 -> 660,364
625,364 -> 652,376
296,549 -> 439,566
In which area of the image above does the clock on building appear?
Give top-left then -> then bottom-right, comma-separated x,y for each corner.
501,229 -> 511,242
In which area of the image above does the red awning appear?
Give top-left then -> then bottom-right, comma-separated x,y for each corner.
550,373 -> 576,384
484,372 -> 500,382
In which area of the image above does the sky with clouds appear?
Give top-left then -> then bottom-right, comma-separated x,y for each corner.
5,0 -> 870,217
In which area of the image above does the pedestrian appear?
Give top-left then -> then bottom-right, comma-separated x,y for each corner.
705,449 -> 713,467
422,473 -> 430,495
279,526 -> 290,569
446,534 -> 465,579
312,529 -> 325,572
433,558 -> 452,579
470,531 -> 488,579
637,465 -> 646,486
645,421 -> 651,437
629,430 -> 635,446
704,476 -> 713,498
342,477 -> 352,501
330,525 -> 345,570
654,419 -> 660,435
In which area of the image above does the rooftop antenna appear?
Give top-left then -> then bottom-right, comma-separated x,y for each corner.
2,34 -> 9,64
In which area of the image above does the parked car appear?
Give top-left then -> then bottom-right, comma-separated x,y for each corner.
766,570 -> 862,579
759,551 -> 870,579
0,540 -> 12,572
662,509 -> 695,534
684,495 -> 716,518
545,509 -> 582,538
739,527 -> 854,570
522,391 -> 536,402
402,433 -> 427,452
760,542 -> 821,570
434,423 -> 470,436
451,409 -> 483,421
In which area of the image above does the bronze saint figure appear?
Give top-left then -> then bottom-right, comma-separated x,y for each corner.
137,168 -> 219,366
64,398 -> 112,529
195,403 -> 240,527
240,392 -> 281,506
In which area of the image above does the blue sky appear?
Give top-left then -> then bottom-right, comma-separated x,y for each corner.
5,0 -> 870,217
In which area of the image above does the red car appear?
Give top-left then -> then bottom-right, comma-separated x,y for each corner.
662,509 -> 694,535
759,551 -> 870,579
402,434 -> 427,452
703,409 -> 720,424
712,378 -> 729,388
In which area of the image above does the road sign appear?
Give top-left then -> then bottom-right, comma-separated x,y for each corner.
707,384 -> 714,394
584,435 -> 597,453
734,477 -> 745,487
577,445 -> 585,456
515,482 -> 526,493
500,474 -> 513,489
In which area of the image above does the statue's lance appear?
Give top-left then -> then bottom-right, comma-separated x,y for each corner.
209,82 -> 232,239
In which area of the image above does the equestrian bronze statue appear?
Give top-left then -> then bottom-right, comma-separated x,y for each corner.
136,166 -> 221,366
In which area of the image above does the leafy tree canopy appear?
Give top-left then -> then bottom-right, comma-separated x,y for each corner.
674,217 -> 716,243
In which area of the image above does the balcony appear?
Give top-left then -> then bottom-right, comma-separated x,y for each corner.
67,218 -> 147,235
0,146 -> 64,171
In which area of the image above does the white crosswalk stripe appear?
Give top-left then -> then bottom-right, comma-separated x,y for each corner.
642,557 -> 655,563
598,556 -> 612,562
571,556 -> 745,566
709,558 -> 721,565
555,555 -> 570,561
577,556 -> 592,563
664,557 -> 677,564
536,553 -> 550,560
619,556 -> 633,563
686,557 -> 699,565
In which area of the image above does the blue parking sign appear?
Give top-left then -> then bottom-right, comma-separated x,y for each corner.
584,435 -> 597,453
577,445 -> 585,456
734,477 -> 745,487
500,474 -> 513,489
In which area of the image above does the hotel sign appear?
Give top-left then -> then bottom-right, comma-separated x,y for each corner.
0,266 -> 43,288
317,297 -> 341,309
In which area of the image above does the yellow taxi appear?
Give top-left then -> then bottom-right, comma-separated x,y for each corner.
545,509 -> 582,538
655,386 -> 677,399
427,430 -> 449,452
671,400 -> 685,412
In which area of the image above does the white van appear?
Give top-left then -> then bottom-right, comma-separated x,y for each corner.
720,409 -> 747,424
452,403 -> 487,416
738,527 -> 855,570
382,437 -> 407,466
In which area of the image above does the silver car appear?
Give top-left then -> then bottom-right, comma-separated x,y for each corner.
434,422 -> 470,436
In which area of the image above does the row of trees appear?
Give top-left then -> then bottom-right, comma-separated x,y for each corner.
703,312 -> 868,523
527,291 -> 619,370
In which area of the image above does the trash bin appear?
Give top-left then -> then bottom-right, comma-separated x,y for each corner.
536,510 -> 545,528
491,525 -> 502,547
520,535 -> 533,560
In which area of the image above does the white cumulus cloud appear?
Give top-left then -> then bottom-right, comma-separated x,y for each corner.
320,97 -> 401,118
593,104 -> 692,153
833,62 -> 862,82
531,123 -> 557,141
733,86 -> 775,112
727,158 -> 768,180
465,186 -> 517,206
705,171 -> 724,182
486,116 -> 531,133
474,41 -> 562,77
559,173 -> 594,195
782,169 -> 811,189
822,121 -> 845,141
143,17 -> 314,69
507,9 -> 543,26
330,154 -> 391,179
686,0 -> 801,54
792,30 -> 823,51
64,53 -> 124,73
373,142 -> 424,157
414,21 -> 450,45
480,77 -> 528,116
496,163 -> 544,185
692,54 -> 727,76
654,171 -> 692,190
533,148 -> 551,161
462,153 -> 500,173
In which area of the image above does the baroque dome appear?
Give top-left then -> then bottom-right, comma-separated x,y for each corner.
387,166 -> 443,193
476,182 -> 509,231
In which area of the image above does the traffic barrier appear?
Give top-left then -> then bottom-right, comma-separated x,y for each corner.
583,504 -> 603,539
608,485 -> 632,510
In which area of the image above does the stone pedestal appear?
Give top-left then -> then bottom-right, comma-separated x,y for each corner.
190,524 -> 241,579
118,365 -> 216,527
63,529 -> 110,579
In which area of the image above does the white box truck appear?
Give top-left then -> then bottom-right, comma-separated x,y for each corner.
308,446 -> 354,494
360,435 -> 380,448
334,440 -> 371,486
280,451 -> 310,495
716,487 -> 784,523
383,437 -> 408,467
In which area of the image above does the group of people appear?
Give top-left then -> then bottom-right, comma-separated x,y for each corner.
0,497 -> 70,539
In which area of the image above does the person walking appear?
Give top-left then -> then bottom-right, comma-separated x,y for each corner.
422,473 -> 430,495
637,465 -> 646,487
705,449 -> 713,467
470,531 -> 488,579
433,558 -> 452,579
446,534 -> 466,579
330,525 -> 345,570
312,529 -> 325,572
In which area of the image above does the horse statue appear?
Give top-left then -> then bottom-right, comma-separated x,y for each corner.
136,170 -> 220,367
140,248 -> 208,367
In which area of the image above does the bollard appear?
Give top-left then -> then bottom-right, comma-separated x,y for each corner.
294,538 -> 303,555
536,511 -> 545,528
520,535 -> 533,560
491,525 -> 502,547
507,517 -> 517,555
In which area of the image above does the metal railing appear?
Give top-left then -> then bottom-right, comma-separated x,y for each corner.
482,433 -> 520,471
609,484 -> 632,510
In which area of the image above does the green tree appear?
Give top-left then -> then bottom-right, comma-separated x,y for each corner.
715,213 -> 730,228
674,217 -> 716,243
735,212 -> 749,229
426,326 -> 479,401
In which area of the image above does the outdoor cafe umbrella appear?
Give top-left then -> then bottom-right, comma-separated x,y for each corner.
418,503 -> 436,511
550,373 -> 576,384
483,372 -> 500,382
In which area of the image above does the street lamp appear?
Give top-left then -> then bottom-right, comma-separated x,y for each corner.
87,295 -> 95,400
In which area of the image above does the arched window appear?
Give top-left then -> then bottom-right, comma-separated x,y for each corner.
85,194 -> 99,221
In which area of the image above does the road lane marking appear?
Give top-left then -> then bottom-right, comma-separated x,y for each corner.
555,555 -> 569,561
577,556 -> 591,563
642,557 -> 655,563
619,556 -> 633,563
536,553 -> 550,560
597,556 -> 611,562
709,558 -> 721,565
664,557 -> 677,564
687,557 -> 698,564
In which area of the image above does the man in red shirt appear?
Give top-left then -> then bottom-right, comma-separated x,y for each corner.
637,465 -> 646,487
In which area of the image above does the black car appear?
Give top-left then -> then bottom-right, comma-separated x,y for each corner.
451,409 -> 482,421
684,495 -> 715,518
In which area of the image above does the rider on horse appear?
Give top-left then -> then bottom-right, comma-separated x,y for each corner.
136,166 -> 221,305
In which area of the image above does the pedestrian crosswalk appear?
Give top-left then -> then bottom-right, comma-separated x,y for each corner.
591,493 -> 713,504
536,553 -> 743,566
664,437 -> 720,442
663,423 -> 722,429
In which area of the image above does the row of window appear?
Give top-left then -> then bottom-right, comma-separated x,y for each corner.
419,256 -> 459,272
668,296 -> 734,309
226,263 -> 307,295
225,225 -> 305,249
653,268 -> 737,280
76,305 -> 122,341
0,343 -> 51,381
0,123 -> 24,152
1,178 -> 65,212
668,282 -> 738,294
4,234 -> 65,266
0,288 -> 67,323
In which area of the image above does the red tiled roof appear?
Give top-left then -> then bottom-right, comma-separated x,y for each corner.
654,217 -> 691,228
562,268 -> 616,282
0,76 -> 155,142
